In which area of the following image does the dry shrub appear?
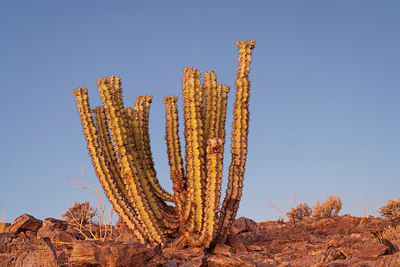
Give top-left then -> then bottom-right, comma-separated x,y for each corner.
312,195 -> 342,220
66,170 -> 119,242
373,225 -> 400,245
0,213 -> 6,233
286,202 -> 311,222
62,201 -> 96,225
377,198 -> 400,221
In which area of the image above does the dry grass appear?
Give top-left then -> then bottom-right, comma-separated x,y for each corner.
0,211 -> 6,233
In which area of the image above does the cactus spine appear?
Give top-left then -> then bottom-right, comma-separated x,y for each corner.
73,40 -> 255,248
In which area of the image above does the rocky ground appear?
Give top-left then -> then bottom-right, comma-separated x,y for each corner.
1,214 -> 400,266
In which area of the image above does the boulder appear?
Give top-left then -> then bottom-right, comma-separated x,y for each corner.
69,240 -> 155,266
207,255 -> 254,267
9,214 -> 42,236
353,244 -> 389,259
37,218 -> 74,244
12,237 -> 57,267
42,218 -> 68,231
0,234 -> 17,253
226,234 -> 247,253
230,217 -> 257,235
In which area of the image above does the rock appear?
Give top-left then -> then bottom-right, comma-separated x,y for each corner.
9,214 -> 42,236
114,218 -> 140,243
42,218 -> 68,231
12,237 -> 57,267
353,244 -> 389,259
212,243 -> 233,255
324,248 -> 346,263
56,250 -> 68,266
162,248 -> 203,261
69,240 -> 155,266
246,244 -> 261,251
179,256 -> 204,267
163,259 -> 178,267
37,218 -> 74,245
226,234 -> 247,253
230,217 -> 257,235
0,253 -> 11,264
66,225 -> 91,241
207,255 -> 254,267
311,214 -> 358,236
0,234 -> 17,253
381,238 -> 399,254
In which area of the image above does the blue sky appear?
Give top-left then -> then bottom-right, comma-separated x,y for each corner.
0,1 -> 399,223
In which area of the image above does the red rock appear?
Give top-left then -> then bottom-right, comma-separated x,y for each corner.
0,253 -> 11,263
226,234 -> 247,253
311,214 -> 358,235
69,240 -> 155,266
9,214 -> 43,236
42,218 -> 68,231
162,248 -> 203,261
212,243 -> 233,254
37,227 -> 74,244
353,244 -> 389,259
0,233 -> 17,253
13,237 -> 58,266
230,217 -> 257,235
207,255 -> 254,267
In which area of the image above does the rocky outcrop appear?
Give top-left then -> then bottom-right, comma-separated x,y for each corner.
2,213 -> 400,266
8,214 -> 42,237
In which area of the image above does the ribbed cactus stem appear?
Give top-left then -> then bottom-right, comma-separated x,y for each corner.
182,67 -> 206,233
200,138 -> 224,246
97,77 -> 165,245
215,40 -> 255,243
164,96 -> 186,215
72,88 -> 155,245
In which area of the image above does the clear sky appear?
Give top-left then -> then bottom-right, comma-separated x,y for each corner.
1,1 -> 399,223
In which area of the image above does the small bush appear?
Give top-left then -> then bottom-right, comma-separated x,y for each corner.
286,202 -> 311,222
377,198 -> 400,221
62,201 -> 96,225
312,195 -> 342,220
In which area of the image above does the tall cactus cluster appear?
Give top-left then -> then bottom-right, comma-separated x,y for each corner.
72,40 -> 255,248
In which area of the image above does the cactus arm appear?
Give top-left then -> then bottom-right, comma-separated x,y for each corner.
92,106 -> 132,202
133,95 -> 173,202
182,67 -> 206,233
72,88 -> 156,245
199,138 -> 224,246
215,40 -> 255,243
97,77 -> 165,245
164,96 -> 186,215
203,71 -> 218,141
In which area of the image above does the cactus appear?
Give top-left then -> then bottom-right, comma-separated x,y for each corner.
72,40 -> 255,248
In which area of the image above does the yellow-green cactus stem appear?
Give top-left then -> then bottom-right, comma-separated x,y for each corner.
215,40 -> 255,243
203,71 -> 217,141
164,96 -> 186,214
97,77 -> 165,244
182,67 -> 206,233
133,95 -> 173,202
72,88 -> 156,246
200,137 -> 224,246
